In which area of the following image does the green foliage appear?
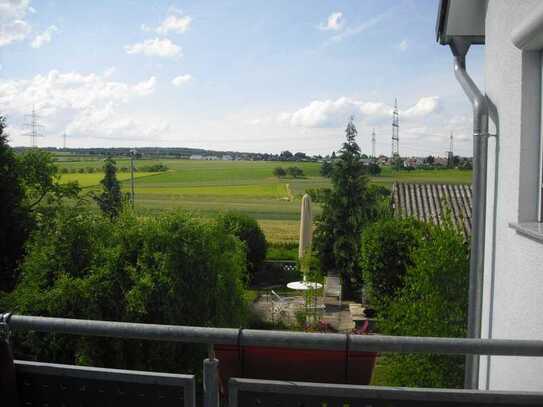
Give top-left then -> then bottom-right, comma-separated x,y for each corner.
18,149 -> 81,213
378,220 -> 469,388
139,163 -> 168,172
367,162 -> 381,176
9,209 -> 247,373
0,116 -> 31,292
305,188 -> 330,204
320,161 -> 333,177
314,119 -> 376,298
266,242 -> 298,261
93,157 -> 122,219
286,166 -> 304,178
217,212 -> 267,282
273,166 -> 286,177
360,217 -> 426,309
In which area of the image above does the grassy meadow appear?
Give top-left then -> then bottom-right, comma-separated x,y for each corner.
56,157 -> 472,243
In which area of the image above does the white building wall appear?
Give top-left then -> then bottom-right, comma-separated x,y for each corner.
480,0 -> 543,391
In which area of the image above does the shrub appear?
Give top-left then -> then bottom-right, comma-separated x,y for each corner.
378,220 -> 469,388
360,217 -> 425,309
9,209 -> 247,373
305,188 -> 330,204
367,162 -> 381,176
273,167 -> 286,178
217,212 -> 267,282
286,166 -> 304,178
140,163 -> 168,172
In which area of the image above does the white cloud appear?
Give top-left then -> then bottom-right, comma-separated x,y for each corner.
156,13 -> 192,35
172,74 -> 192,87
398,39 -> 408,51
320,12 -> 344,31
0,0 -> 32,47
0,19 -> 31,46
0,0 -> 30,20
31,25 -> 58,48
141,9 -> 192,35
0,70 -> 163,142
125,38 -> 182,58
325,10 -> 390,45
402,97 -> 441,118
280,96 -> 441,128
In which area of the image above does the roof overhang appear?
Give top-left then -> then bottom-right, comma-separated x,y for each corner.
436,0 -> 487,45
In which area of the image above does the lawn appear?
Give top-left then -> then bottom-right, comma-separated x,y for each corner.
60,172 -> 156,187
55,157 -> 471,243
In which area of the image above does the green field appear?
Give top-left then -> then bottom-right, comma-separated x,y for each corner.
57,158 -> 472,243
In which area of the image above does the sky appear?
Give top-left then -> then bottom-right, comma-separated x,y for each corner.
0,0 -> 485,157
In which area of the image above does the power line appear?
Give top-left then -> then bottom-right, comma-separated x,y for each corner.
391,98 -> 399,158
23,106 -> 44,147
130,148 -> 137,208
371,128 -> 376,158
447,131 -> 454,167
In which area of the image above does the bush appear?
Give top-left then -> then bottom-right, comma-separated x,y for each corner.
266,241 -> 298,261
217,212 -> 267,282
305,188 -> 330,204
378,220 -> 469,388
367,162 -> 381,176
8,209 -> 247,373
140,163 -> 168,172
286,166 -> 304,178
360,217 -> 425,308
273,167 -> 286,178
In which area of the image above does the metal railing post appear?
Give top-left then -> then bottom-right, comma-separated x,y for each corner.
203,345 -> 219,407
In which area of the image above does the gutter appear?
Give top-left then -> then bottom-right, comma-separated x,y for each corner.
449,37 -> 490,390
511,2 -> 543,50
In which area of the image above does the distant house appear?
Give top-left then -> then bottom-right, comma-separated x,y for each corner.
392,182 -> 472,239
190,154 -> 203,160
205,156 -> 219,161
433,157 -> 449,167
402,157 -> 424,168
222,154 -> 233,160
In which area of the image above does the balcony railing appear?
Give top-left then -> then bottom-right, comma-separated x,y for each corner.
2,313 -> 543,406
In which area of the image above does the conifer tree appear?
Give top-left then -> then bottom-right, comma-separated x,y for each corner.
314,118 -> 374,298
94,157 -> 122,219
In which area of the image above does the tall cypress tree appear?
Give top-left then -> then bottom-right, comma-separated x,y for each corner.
94,157 -> 122,219
0,116 -> 30,291
314,118 -> 373,299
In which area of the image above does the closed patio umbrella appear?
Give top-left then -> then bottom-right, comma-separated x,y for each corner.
298,193 -> 313,265
287,193 -> 321,291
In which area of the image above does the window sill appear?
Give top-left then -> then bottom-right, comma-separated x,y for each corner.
509,222 -> 543,243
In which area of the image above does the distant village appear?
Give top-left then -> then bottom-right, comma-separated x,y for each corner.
18,145 -> 472,170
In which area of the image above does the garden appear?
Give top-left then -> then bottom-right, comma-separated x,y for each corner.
1,115 -> 469,388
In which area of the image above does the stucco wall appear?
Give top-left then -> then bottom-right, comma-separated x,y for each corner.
480,0 -> 543,391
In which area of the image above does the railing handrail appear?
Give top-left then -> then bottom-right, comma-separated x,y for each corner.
3,314 -> 543,356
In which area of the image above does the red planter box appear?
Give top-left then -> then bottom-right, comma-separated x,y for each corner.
215,344 -> 377,390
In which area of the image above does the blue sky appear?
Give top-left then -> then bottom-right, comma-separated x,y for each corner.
0,0 -> 484,156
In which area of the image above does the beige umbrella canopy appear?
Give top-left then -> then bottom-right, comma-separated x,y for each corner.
298,193 -> 313,261
287,193 -> 322,290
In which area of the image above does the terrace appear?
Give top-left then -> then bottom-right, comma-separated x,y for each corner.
2,314 -> 543,406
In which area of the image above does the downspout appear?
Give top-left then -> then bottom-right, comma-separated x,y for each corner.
450,38 -> 489,390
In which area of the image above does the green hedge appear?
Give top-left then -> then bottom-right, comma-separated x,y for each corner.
377,219 -> 469,388
9,209 -> 247,373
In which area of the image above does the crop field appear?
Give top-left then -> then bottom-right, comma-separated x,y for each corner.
56,157 -> 471,243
